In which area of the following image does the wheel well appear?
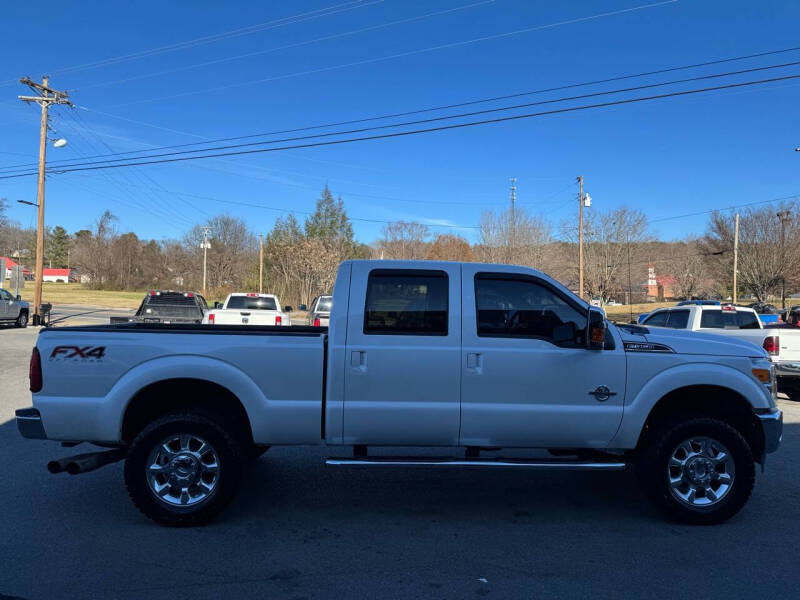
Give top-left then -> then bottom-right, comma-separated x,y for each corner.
121,378 -> 254,446
638,385 -> 764,460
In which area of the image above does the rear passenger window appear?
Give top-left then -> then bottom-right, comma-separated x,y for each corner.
737,312 -> 760,329
644,311 -> 668,327
666,309 -> 690,329
700,310 -> 738,329
364,270 -> 448,335
475,274 -> 586,347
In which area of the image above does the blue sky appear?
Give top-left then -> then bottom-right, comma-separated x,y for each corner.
1,0 -> 798,243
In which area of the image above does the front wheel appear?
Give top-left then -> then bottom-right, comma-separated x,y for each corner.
637,417 -> 755,524
124,410 -> 245,526
15,311 -> 28,328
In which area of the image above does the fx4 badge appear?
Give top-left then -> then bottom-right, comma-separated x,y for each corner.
49,345 -> 106,361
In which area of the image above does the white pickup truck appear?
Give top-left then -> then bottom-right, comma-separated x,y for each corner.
640,303 -> 800,395
16,260 -> 782,526
203,293 -> 291,326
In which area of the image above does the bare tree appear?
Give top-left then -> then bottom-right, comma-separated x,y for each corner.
668,238 -> 710,299
476,205 -> 550,268
427,233 -> 473,262
561,207 -> 649,302
376,221 -> 430,259
185,215 -> 256,290
701,203 -> 800,301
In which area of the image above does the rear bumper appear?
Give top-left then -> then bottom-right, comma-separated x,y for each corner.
757,409 -> 783,454
774,361 -> 800,380
15,408 -> 47,439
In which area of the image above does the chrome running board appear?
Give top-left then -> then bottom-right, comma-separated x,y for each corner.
325,457 -> 626,470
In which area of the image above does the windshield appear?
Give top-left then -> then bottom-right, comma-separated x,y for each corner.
226,296 -> 277,310
316,297 -> 332,312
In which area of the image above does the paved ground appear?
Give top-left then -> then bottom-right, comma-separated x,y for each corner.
1,326 -> 798,599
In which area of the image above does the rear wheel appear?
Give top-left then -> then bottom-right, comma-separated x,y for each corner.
637,417 -> 755,524
15,311 -> 28,328
124,410 -> 245,526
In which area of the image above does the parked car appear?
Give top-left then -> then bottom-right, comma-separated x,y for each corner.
17,260 -> 782,526
783,306 -> 800,327
307,294 -> 332,326
203,293 -> 290,326
0,288 -> 29,328
641,303 -> 800,394
114,291 -> 207,325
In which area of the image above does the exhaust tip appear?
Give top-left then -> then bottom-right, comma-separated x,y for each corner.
47,461 -> 63,474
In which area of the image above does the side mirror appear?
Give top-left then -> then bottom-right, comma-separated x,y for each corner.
298,304 -> 308,312
284,306 -> 293,313
214,302 -> 222,309
587,307 -> 606,349
15,295 -> 21,301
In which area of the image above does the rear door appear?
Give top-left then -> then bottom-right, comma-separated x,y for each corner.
342,262 -> 461,445
459,265 -> 626,448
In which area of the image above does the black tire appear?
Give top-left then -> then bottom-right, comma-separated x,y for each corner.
636,417 -> 755,525
124,409 -> 245,526
15,311 -> 28,328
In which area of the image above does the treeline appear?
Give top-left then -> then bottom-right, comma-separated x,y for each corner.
2,191 -> 798,305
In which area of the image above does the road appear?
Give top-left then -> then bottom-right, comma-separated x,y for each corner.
1,326 -> 798,599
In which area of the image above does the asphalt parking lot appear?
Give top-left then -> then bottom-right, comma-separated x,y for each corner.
1,326 -> 798,600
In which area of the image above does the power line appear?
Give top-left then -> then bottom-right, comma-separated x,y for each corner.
73,1 -> 495,92
0,1 -> 383,86
2,73 -> 797,180
5,44 -> 799,173
5,60 -> 799,176
107,0 -> 680,108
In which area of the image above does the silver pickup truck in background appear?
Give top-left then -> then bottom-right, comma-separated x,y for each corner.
0,288 -> 29,328
16,260 -> 782,526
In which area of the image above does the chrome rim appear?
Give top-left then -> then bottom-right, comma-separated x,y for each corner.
146,434 -> 220,507
668,436 -> 735,509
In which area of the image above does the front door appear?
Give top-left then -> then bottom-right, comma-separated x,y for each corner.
342,262 -> 461,446
0,289 -> 11,319
459,265 -> 626,448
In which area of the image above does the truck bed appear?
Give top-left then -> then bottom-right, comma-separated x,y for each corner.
34,323 -> 328,445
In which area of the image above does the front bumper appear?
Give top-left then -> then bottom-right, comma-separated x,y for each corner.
15,408 -> 47,439
757,408 -> 783,454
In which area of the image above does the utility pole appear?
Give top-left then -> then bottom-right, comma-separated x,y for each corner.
18,76 -> 72,325
508,177 -> 517,262
777,210 -> 791,310
258,233 -> 264,294
577,175 -> 585,300
200,226 -> 211,297
733,213 -> 739,304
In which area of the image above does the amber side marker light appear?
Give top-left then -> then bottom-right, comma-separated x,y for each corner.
752,368 -> 771,383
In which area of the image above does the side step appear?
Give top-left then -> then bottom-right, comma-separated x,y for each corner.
325,457 -> 626,470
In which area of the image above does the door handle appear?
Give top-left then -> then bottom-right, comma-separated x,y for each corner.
350,350 -> 366,369
466,352 -> 482,372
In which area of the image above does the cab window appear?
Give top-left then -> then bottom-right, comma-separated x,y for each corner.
364,270 -> 448,335
474,274 -> 586,347
644,311 -> 668,327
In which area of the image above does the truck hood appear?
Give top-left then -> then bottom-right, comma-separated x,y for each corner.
618,325 -> 768,358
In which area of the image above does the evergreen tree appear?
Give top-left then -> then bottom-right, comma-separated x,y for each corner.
48,225 -> 72,268
304,186 -> 355,247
